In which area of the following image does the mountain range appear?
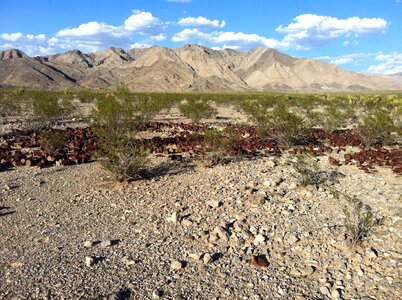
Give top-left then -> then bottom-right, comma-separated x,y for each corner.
1,45 -> 401,92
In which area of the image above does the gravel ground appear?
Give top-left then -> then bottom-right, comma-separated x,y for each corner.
0,154 -> 401,300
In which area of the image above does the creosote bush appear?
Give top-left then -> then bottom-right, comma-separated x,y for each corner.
39,131 -> 66,155
358,110 -> 396,146
179,99 -> 217,123
329,188 -> 376,247
292,154 -> 337,186
93,85 -> 151,181
269,105 -> 307,146
202,127 -> 235,167
26,92 -> 74,131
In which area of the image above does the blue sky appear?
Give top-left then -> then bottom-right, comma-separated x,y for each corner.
0,0 -> 401,74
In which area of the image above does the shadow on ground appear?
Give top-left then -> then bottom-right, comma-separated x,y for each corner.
0,206 -> 15,217
140,158 -> 196,179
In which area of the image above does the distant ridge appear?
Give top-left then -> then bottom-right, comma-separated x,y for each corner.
0,45 -> 401,91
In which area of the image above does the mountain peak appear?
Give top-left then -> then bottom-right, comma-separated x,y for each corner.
1,45 -> 401,91
0,49 -> 28,60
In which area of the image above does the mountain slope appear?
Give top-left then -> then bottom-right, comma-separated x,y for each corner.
0,49 -> 77,88
0,46 -> 401,91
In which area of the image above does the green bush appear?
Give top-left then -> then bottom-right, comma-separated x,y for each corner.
39,131 -> 66,155
358,110 -> 395,146
330,188 -> 376,247
179,100 -> 217,123
92,85 -> 152,181
269,105 -> 307,146
202,127 -> 235,167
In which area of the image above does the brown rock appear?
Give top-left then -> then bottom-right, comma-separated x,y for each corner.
250,255 -> 269,268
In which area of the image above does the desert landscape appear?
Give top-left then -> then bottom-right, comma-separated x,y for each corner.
0,86 -> 401,299
1,1 -> 402,299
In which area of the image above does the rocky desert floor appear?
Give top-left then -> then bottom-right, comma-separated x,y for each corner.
0,106 -> 401,300
0,151 -> 401,300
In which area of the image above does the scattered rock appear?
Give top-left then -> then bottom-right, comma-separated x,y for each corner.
254,234 -> 266,244
152,289 -> 163,299
250,255 -> 269,268
166,212 -> 179,224
84,240 -> 94,248
203,253 -> 212,265
101,239 -> 112,248
285,233 -> 299,245
207,200 -> 221,208
122,257 -> 136,266
300,266 -> 315,277
85,256 -> 96,267
319,286 -> 330,295
179,216 -> 191,225
189,253 -> 201,260
170,260 -> 183,270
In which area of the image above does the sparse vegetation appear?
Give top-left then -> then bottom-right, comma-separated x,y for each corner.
179,99 -> 217,123
202,127 -> 235,167
329,188 -> 377,247
39,131 -> 66,155
358,109 -> 396,146
292,154 -> 337,186
92,85 -> 153,181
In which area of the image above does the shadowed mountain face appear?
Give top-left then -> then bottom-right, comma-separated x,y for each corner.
0,45 -> 401,91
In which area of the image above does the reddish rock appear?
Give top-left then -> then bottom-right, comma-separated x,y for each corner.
250,255 -> 269,268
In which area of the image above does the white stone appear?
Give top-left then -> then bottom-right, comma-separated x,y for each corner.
170,260 -> 183,270
167,212 -> 179,224
254,234 -> 266,244
83,240 -> 93,248
85,256 -> 95,267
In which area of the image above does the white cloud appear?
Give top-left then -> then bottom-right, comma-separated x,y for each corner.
124,10 -> 164,35
329,57 -> 354,65
0,33 -> 51,54
368,52 -> 402,74
130,42 -> 152,49
317,53 -> 376,65
178,16 -> 226,28
53,10 -> 165,52
172,28 -> 288,51
0,33 -> 23,41
276,14 -> 388,49
0,11 -> 391,56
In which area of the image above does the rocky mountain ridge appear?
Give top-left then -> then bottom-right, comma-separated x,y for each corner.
1,45 -> 401,92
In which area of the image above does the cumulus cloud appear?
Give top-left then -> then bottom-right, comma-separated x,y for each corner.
368,52 -> 402,74
317,53 -> 378,67
0,12 -> 391,56
172,28 -> 288,51
0,32 -> 53,55
178,16 -> 226,28
172,14 -> 388,51
276,14 -> 388,49
0,10 -> 165,55
53,10 -> 165,52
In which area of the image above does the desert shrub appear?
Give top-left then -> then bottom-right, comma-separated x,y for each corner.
240,100 -> 272,134
312,106 -> 347,132
77,89 -> 98,103
330,188 -> 376,247
242,101 -> 307,145
202,127 -> 235,167
39,131 -> 66,155
292,154 -> 337,186
92,85 -> 152,181
269,105 -> 307,146
179,100 -> 217,123
96,132 -> 149,181
358,110 -> 395,146
25,91 -> 74,130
